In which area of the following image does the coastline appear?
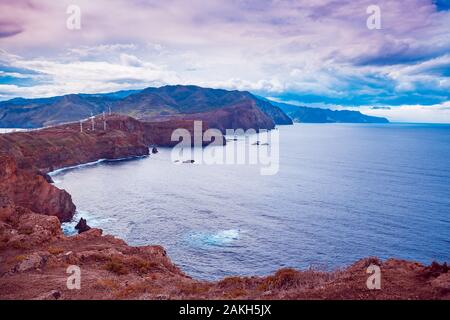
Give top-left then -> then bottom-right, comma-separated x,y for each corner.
48,155 -> 149,177
0,116 -> 448,300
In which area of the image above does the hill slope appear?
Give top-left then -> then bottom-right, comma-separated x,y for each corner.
274,101 -> 389,123
0,86 -> 292,131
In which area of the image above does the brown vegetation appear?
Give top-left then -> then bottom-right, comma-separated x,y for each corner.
0,116 -> 448,300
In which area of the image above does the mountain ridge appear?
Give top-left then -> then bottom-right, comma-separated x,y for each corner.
272,101 -> 389,124
0,85 -> 291,131
0,85 -> 389,130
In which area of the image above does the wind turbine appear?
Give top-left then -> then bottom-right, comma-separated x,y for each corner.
90,112 -> 95,131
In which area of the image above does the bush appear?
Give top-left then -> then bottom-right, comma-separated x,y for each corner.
48,246 -> 64,255
105,257 -> 128,275
94,278 -> 120,291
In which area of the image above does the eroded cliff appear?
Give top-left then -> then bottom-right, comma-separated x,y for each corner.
0,117 -> 448,300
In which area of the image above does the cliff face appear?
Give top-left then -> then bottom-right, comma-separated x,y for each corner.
0,155 -> 75,222
169,103 -> 276,133
0,114 -> 209,173
0,205 -> 448,300
0,116 -> 448,300
0,115 -> 211,222
119,86 -> 292,131
0,116 -> 148,173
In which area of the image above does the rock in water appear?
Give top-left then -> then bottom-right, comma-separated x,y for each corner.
152,147 -> 159,154
75,218 -> 91,234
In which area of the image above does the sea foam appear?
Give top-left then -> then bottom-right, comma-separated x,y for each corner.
188,229 -> 240,247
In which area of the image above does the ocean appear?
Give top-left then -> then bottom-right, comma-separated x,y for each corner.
54,123 -> 450,280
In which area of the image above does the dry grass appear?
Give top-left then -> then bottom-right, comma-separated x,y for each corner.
258,268 -> 332,291
47,246 -> 64,255
10,241 -> 29,249
13,255 -> 27,263
113,281 -> 158,299
217,276 -> 246,289
104,256 -> 128,275
94,278 -> 120,291
223,288 -> 248,299
176,282 -> 211,296
104,256 -> 161,275
128,256 -> 160,274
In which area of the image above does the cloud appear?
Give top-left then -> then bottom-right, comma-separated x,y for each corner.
0,48 -> 181,99
360,101 -> 450,123
0,0 -> 450,122
119,53 -> 144,67
0,22 -> 23,38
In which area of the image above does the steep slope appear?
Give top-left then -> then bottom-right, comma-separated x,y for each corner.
0,86 -> 292,131
0,114 -> 212,222
115,85 -> 291,123
0,95 -> 119,128
274,101 -> 389,123
0,119 -> 448,300
115,86 -> 287,132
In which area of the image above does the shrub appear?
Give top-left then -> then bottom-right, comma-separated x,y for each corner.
48,246 -> 64,255
217,276 -> 245,289
94,278 -> 120,291
105,256 -> 128,275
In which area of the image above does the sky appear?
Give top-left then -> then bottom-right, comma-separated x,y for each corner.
1,0 -> 450,122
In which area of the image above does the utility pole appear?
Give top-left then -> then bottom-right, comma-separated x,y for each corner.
109,106 -> 112,115
103,111 -> 106,131
80,120 -> 83,133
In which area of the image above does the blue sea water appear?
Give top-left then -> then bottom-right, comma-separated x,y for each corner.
55,123 -> 450,280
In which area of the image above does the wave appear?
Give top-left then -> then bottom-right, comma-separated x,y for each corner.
187,229 -> 240,247
49,155 -> 148,177
61,210 -> 91,236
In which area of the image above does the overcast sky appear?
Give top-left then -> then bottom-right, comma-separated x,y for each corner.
1,0 -> 450,122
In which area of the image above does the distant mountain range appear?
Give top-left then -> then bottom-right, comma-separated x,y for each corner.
0,85 -> 388,130
272,101 -> 389,124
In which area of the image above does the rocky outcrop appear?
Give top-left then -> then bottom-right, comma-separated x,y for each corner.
0,156 -> 75,222
0,116 -> 447,300
75,218 -> 91,234
0,206 -> 448,299
0,115 -> 150,173
143,119 -> 215,147
174,103 -> 276,133
0,115 -> 213,222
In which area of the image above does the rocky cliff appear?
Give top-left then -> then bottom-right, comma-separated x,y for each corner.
0,115 -> 211,222
0,156 -> 75,221
0,119 -> 448,300
0,206 -> 448,300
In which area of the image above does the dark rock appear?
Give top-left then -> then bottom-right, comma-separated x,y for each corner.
423,261 -> 449,278
152,147 -> 158,154
75,218 -> 91,234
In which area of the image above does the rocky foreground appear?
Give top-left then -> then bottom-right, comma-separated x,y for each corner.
0,116 -> 448,300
